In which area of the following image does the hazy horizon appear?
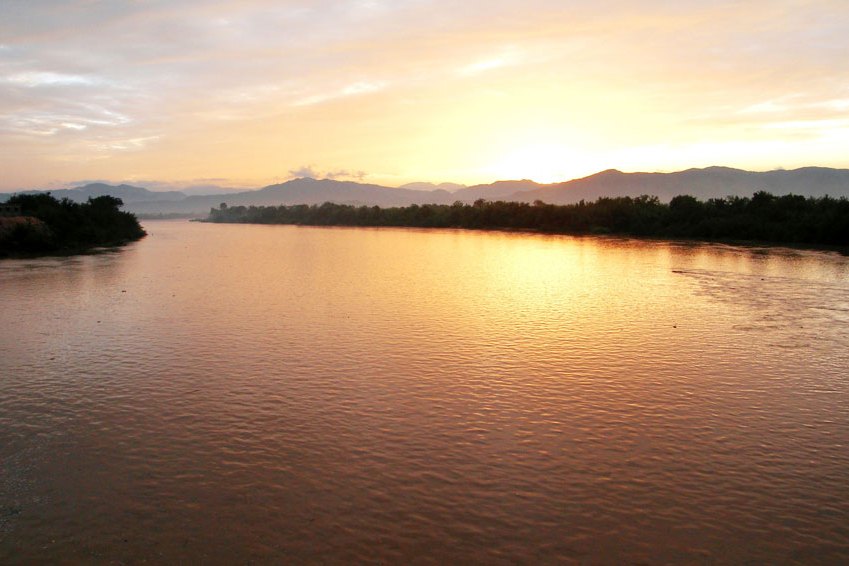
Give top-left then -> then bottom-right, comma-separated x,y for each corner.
8,163 -> 849,195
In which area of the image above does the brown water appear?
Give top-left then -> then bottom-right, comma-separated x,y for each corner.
1,220 -> 849,564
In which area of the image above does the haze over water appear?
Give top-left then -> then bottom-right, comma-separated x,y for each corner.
2,220 -> 849,563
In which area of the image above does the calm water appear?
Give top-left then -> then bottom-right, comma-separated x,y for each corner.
2,220 -> 849,564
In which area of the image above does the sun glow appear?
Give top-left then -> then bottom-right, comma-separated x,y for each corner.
488,144 -> 587,184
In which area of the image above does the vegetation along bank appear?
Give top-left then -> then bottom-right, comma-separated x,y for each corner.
0,193 -> 146,258
205,192 -> 849,248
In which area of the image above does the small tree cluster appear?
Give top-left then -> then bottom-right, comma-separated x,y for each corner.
0,193 -> 146,257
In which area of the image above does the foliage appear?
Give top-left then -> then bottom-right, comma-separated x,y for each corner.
0,193 -> 146,257
205,191 -> 849,247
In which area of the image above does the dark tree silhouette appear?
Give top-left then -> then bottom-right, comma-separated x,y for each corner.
0,193 -> 146,257
203,192 -> 849,248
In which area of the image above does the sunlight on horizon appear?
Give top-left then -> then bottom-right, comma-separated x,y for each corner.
486,144 -> 599,184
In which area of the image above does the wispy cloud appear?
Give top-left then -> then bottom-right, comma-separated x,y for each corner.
288,165 -> 367,181
457,48 -> 523,77
288,165 -> 320,178
1,107 -> 133,136
293,80 -> 388,107
738,99 -> 795,115
92,135 -> 160,152
4,71 -> 104,87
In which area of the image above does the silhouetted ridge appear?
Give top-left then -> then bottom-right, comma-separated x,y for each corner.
590,169 -> 625,177
517,166 -> 849,204
4,167 -> 849,215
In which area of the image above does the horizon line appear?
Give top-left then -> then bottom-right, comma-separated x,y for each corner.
3,164 -> 849,194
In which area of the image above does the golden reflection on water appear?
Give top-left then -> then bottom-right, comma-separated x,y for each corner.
1,221 -> 848,564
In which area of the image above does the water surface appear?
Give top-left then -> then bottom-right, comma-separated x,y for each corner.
2,220 -> 848,564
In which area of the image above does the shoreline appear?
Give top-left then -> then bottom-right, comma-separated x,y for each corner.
0,234 -> 146,260
198,218 -> 849,256
201,194 -> 849,254
0,194 -> 147,259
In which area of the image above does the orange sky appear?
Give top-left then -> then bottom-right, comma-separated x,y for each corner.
1,0 -> 848,190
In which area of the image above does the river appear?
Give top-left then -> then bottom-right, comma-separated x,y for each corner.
2,220 -> 848,564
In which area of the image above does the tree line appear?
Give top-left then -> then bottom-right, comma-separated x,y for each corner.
205,192 -> 849,247
0,193 -> 146,257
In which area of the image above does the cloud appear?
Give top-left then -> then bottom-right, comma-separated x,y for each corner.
1,106 -> 133,137
457,48 -> 523,77
293,81 -> 388,107
288,166 -> 367,181
4,71 -> 103,87
91,136 -> 160,152
738,100 -> 794,115
288,165 -> 320,179
327,169 -> 367,181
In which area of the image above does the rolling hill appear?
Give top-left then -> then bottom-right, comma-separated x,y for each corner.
9,183 -> 187,204
4,167 -> 849,215
511,167 -> 849,204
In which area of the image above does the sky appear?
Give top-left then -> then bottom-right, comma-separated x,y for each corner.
1,0 -> 848,191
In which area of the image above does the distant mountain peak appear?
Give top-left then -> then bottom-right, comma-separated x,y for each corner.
510,165 -> 849,205
0,182 -> 186,205
489,179 -> 538,186
400,182 -> 467,192
574,169 -> 624,181
697,165 -> 746,173
76,182 -> 145,191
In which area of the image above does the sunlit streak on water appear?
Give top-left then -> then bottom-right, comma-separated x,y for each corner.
1,221 -> 848,564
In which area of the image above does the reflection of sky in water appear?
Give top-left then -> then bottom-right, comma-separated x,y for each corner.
1,222 -> 848,564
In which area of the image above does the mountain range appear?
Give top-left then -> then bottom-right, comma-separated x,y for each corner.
11,183 -> 186,203
4,167 -> 849,216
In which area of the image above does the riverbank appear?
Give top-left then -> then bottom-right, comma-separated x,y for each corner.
202,192 -> 849,250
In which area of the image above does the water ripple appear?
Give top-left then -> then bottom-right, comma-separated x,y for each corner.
1,222 -> 848,564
